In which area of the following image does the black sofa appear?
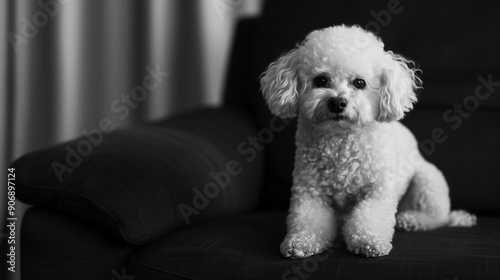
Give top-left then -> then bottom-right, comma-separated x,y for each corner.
9,1 -> 500,279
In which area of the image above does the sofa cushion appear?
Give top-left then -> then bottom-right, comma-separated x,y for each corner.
21,207 -> 137,280
128,211 -> 500,280
402,108 -> 500,214
11,108 -> 263,244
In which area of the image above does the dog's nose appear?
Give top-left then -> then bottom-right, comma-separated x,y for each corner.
327,97 -> 348,113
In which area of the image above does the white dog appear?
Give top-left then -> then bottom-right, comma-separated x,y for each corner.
260,25 -> 476,258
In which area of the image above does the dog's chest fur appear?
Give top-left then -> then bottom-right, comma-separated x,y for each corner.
294,128 -> 389,213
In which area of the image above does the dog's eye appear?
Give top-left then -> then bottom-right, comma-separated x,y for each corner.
313,76 -> 329,88
352,78 -> 366,89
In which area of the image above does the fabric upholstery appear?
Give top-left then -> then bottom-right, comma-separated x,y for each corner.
403,109 -> 500,213
21,207 -> 137,280
128,211 -> 500,280
12,108 -> 264,244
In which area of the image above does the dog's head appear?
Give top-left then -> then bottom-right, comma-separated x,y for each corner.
260,25 -> 421,132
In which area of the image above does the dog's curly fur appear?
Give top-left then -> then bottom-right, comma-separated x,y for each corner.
260,25 -> 476,259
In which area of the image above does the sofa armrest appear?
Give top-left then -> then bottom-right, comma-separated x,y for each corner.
11,108 -> 264,244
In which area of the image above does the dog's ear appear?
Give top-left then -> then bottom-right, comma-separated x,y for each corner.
377,52 -> 421,122
260,48 -> 304,118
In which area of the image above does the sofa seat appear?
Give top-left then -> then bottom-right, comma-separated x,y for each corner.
128,211 -> 500,280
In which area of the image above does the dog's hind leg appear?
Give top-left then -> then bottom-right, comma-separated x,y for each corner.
396,162 -> 476,231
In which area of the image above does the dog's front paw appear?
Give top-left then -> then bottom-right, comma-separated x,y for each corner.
280,233 -> 327,259
346,238 -> 392,258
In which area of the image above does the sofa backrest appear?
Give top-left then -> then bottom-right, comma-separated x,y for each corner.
225,0 -> 500,214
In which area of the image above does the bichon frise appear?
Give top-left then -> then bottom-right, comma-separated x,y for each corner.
260,25 -> 476,258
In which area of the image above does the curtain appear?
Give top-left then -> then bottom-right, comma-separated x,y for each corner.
0,0 -> 262,276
